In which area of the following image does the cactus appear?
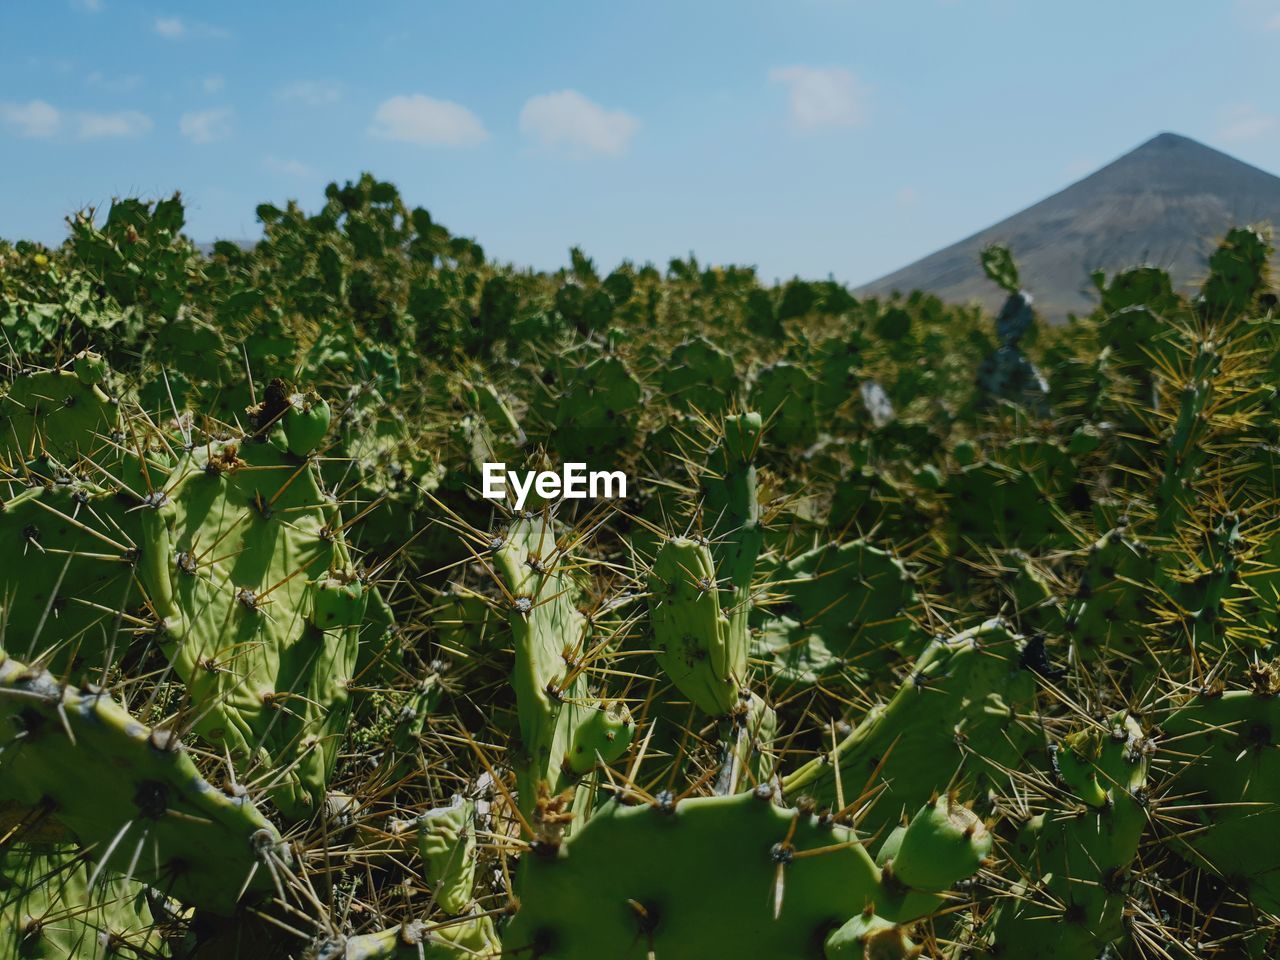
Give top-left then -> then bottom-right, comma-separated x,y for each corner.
647,536 -> 745,718
0,360 -> 119,471
136,428 -> 363,820
0,479 -> 144,676
506,787 -> 989,960
1161,686 -> 1280,913
749,362 -> 817,449
0,844 -> 165,959
757,538 -> 924,683
782,621 -> 1038,839
1201,225 -> 1271,319
491,515 -> 633,818
417,797 -> 477,915
702,412 -> 764,666
0,651 -> 288,914
662,337 -> 738,413
5,176 -> 1280,959
969,714 -> 1150,959
550,355 -> 641,465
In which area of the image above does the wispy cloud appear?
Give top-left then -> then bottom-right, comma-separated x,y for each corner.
77,110 -> 152,139
2,100 -> 155,139
202,75 -> 225,94
0,100 -> 62,138
154,17 -> 229,40
519,90 -> 639,157
86,71 -> 143,93
154,16 -> 184,37
368,94 -> 488,147
265,155 -> 315,178
1218,103 -> 1276,142
276,81 -> 342,107
72,0 -> 104,11
180,107 -> 234,143
769,65 -> 868,131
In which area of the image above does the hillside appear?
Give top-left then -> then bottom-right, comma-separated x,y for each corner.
860,132 -> 1280,319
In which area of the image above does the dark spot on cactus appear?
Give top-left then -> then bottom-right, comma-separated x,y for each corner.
22,524 -> 39,544
13,707 -> 47,740
134,780 -> 169,819
528,926 -> 559,957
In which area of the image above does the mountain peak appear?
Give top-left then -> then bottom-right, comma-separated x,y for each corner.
1143,131 -> 1198,149
861,133 -> 1280,320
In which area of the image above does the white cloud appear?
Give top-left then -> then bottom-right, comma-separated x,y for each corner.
769,65 -> 868,131
0,99 -> 61,138
1218,103 -> 1277,142
202,75 -> 225,94
276,81 -> 342,106
368,94 -> 488,147
154,17 -> 185,37
519,90 -> 639,157
180,107 -> 234,143
74,0 -> 104,10
265,155 -> 315,178
86,70 -> 142,93
77,110 -> 152,139
154,17 -> 229,40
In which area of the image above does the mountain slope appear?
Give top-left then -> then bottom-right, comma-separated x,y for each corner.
859,133 -> 1280,320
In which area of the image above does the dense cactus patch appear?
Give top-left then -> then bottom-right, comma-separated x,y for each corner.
1,177 -> 1278,957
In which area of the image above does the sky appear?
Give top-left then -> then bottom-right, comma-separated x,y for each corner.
2,0 -> 1280,286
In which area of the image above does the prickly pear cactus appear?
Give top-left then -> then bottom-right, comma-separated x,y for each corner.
506,787 -> 988,960
782,621 -> 1038,838
137,429 -> 361,819
0,651 -> 289,914
2,177 -> 1280,958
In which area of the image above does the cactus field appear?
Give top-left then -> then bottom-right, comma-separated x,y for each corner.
3,175 -> 1280,958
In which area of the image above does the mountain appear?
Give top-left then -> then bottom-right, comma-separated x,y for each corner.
859,133 -> 1280,320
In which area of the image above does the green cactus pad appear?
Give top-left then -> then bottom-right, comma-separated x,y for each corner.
0,651 -> 288,914
647,537 -> 745,717
137,436 -> 360,819
0,366 -> 118,470
883,795 -> 991,894
782,621 -> 1037,839
417,798 -> 477,915
507,789 -> 980,960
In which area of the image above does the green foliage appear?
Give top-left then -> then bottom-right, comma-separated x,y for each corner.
1,181 -> 1279,958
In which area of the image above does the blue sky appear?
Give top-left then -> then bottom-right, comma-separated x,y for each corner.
3,1 -> 1279,285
